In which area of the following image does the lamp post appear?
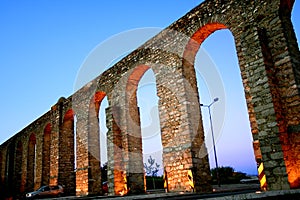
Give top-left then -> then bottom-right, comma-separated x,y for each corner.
200,97 -> 221,187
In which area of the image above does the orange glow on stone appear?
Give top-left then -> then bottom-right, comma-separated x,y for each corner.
64,109 -> 74,121
94,91 -> 106,104
286,161 -> 300,188
183,23 -> 227,66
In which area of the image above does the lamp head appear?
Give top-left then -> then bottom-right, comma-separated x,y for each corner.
214,97 -> 219,102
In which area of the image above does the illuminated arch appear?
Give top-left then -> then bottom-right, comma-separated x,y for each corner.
88,91 -> 106,195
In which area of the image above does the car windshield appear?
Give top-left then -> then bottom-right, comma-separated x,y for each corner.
38,186 -> 50,191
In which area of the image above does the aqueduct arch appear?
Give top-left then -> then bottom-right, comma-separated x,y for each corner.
0,0 -> 300,198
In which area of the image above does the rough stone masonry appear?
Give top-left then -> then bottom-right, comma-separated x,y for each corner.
0,0 -> 299,198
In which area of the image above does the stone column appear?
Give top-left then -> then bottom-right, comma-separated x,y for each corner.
87,100 -> 102,195
106,106 -> 127,195
5,144 -> 15,197
75,111 -> 89,196
262,5 -> 300,188
126,74 -> 145,194
106,68 -> 146,195
42,124 -> 51,186
35,132 -> 43,190
126,105 -> 145,194
0,149 -> 4,196
21,138 -> 27,193
74,89 -> 104,196
14,141 -> 23,194
237,25 -> 290,190
26,135 -> 36,192
58,110 -> 76,195
49,104 -> 60,186
155,64 -> 212,193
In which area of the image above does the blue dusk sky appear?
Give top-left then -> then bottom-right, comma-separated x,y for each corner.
0,1 -> 299,175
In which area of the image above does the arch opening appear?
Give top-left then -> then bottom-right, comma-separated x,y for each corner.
113,64 -> 164,194
137,68 -> 164,191
98,95 -> 109,188
87,90 -> 108,195
197,29 -> 257,183
182,23 -> 258,190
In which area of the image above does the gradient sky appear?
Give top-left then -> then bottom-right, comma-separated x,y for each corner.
1,0 -> 299,175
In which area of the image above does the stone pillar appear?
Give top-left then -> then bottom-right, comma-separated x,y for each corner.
262,1 -> 300,188
75,111 -> 89,196
49,105 -> 60,186
155,64 -> 212,193
87,100 -> 102,195
42,124 -> 51,186
26,135 -> 36,192
126,75 -> 145,194
58,106 -> 75,195
35,133 -> 43,190
237,25 -> 290,190
262,4 -> 300,188
106,68 -> 146,195
5,144 -> 15,197
0,149 -> 4,196
126,106 -> 145,194
106,106 -> 127,195
74,95 -> 102,196
14,141 -> 23,194
21,138 -> 27,194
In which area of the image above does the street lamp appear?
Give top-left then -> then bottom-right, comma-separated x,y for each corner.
200,97 -> 221,187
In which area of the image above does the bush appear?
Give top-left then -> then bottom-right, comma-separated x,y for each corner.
211,166 -> 249,184
145,176 -> 164,190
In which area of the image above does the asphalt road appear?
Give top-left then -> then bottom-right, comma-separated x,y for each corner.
42,184 -> 300,200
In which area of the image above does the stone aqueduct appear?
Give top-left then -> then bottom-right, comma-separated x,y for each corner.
1,0 -> 300,198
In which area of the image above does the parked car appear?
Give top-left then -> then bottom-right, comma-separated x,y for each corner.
26,185 -> 64,199
240,176 -> 259,184
102,181 -> 108,194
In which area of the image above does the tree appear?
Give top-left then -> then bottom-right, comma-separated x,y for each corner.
211,166 -> 249,184
144,156 -> 160,189
144,156 -> 160,177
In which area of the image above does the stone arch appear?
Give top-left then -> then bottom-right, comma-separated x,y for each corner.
59,109 -> 75,195
181,22 -> 232,192
42,123 -> 51,185
181,14 -> 277,191
0,0 -> 299,196
125,65 -> 150,193
104,63 -> 155,194
183,23 -> 227,69
177,0 -> 300,190
103,42 -> 214,193
27,133 -> 36,191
